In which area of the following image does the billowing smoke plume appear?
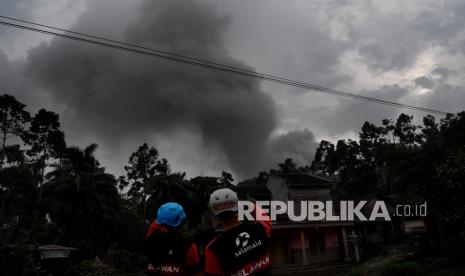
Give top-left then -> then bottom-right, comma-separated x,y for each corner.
268,129 -> 318,168
26,0 -> 277,177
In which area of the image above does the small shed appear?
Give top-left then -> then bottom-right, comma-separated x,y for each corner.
38,245 -> 78,259
35,245 -> 79,274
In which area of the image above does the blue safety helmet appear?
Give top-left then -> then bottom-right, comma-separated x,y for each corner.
156,202 -> 186,228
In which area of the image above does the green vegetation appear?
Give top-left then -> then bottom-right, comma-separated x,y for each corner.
311,112 -> 465,251
345,270 -> 363,276
0,94 -> 232,275
380,261 -> 421,276
1,93 -> 464,274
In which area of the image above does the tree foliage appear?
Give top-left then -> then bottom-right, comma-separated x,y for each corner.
311,112 -> 465,241
1,92 -> 465,273
0,95 -> 31,168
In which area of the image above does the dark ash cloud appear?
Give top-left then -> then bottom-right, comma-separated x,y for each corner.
25,0 -> 277,178
269,129 -> 318,167
0,50 -> 51,112
3,0 -> 465,179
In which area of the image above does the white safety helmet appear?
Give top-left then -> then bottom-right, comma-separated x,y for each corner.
209,188 -> 238,216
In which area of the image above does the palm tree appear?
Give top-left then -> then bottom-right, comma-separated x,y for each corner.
0,165 -> 40,244
40,144 -> 121,257
143,171 -> 207,232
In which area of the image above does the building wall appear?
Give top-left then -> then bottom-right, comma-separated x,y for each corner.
261,174 -> 350,265
288,187 -> 332,201
266,175 -> 289,201
271,227 -> 342,266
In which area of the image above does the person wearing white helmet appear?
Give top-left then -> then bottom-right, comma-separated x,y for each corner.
205,188 -> 272,276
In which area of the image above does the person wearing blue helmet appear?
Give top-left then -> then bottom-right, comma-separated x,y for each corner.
145,202 -> 202,276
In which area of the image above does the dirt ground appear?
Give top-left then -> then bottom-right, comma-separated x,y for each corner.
271,242 -> 465,276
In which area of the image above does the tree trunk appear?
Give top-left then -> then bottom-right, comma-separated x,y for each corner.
3,215 -> 19,245
38,159 -> 45,202
0,199 -> 5,222
435,211 -> 444,248
0,131 -> 6,169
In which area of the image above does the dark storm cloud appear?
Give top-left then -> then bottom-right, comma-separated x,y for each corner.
418,67 -> 465,113
413,1 -> 465,47
0,0 -> 34,38
25,0 -> 277,177
320,85 -> 409,135
432,67 -> 451,80
353,1 -> 465,73
414,76 -> 434,89
0,51 -> 22,93
425,83 -> 465,114
349,9 -> 425,73
319,70 -> 464,135
0,0 -> 33,18
358,42 -> 416,73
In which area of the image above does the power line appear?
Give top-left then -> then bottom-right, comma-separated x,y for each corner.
0,16 -> 450,116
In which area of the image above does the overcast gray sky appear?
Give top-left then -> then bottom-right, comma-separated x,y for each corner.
1,0 -> 464,180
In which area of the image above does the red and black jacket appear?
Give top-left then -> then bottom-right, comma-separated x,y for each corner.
145,223 -> 201,276
205,215 -> 272,276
